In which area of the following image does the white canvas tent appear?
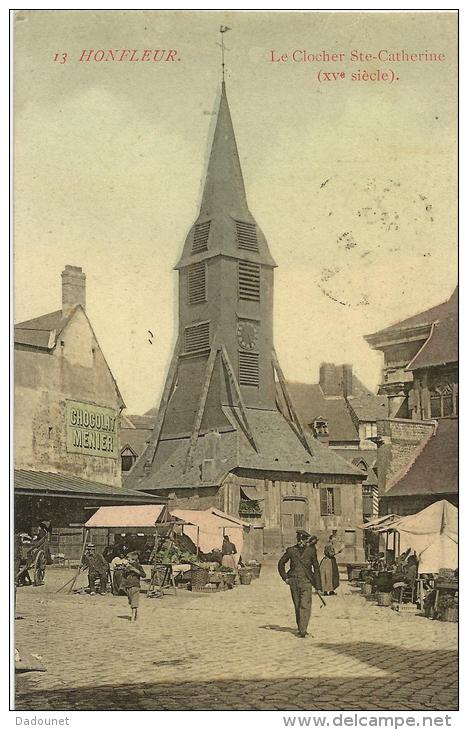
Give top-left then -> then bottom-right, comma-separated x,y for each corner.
391,500 -> 458,574
171,507 -> 249,559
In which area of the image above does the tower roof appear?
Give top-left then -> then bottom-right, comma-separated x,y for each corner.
200,81 -> 249,219
176,82 -> 276,269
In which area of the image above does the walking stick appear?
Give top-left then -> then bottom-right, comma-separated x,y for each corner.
315,589 -> 327,608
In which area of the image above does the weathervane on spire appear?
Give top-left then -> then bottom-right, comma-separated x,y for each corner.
219,25 -> 231,81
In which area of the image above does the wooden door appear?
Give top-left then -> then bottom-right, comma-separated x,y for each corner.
281,498 -> 308,548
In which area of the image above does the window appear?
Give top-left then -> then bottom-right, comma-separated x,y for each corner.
121,454 -> 136,472
311,417 -> 328,436
364,423 -> 377,439
192,221 -> 211,253
430,384 -> 457,418
184,321 -> 210,352
320,487 -> 341,516
239,351 -> 259,386
238,261 -> 260,301
235,220 -> 259,252
188,262 -> 206,304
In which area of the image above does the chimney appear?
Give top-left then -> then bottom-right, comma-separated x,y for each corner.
319,363 -> 340,396
341,364 -> 353,398
62,265 -> 86,315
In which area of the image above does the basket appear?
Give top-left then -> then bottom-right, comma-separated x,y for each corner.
441,607 -> 458,623
189,567 -> 210,588
377,592 -> 393,607
350,568 -> 362,581
192,584 -> 218,593
392,602 -> 418,614
223,572 -> 236,588
251,564 -> 262,579
239,572 -> 252,585
361,582 -> 373,596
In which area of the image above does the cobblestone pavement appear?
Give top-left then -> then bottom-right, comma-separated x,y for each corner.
15,562 -> 458,711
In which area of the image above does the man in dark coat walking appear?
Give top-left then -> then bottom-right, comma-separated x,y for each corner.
278,530 -> 322,638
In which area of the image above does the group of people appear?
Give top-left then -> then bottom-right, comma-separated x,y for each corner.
278,531 -> 342,638
82,544 -> 145,621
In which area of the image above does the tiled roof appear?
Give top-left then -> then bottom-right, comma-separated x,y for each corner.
347,394 -> 388,422
14,469 -> 159,502
14,310 -> 65,349
284,382 -> 359,442
369,287 -> 457,338
407,311 -> 458,371
121,414 -> 156,457
125,406 -> 363,493
384,418 -> 458,497
332,449 -> 378,487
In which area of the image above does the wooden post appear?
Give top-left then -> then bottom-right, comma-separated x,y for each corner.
272,349 -> 312,456
184,345 -> 218,472
196,527 -> 200,558
220,346 -> 259,452
68,528 -> 89,594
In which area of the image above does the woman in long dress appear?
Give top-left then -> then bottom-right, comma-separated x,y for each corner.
320,535 -> 343,595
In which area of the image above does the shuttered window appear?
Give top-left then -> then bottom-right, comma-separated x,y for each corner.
188,262 -> 206,304
239,351 -> 259,386
320,487 -> 341,516
184,321 -> 210,352
235,220 -> 259,252
192,221 -> 211,254
238,261 -> 260,301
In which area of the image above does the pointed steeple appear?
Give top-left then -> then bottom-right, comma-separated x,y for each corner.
199,82 -> 249,219
176,82 -> 276,269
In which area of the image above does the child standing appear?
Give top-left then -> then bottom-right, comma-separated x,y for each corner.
121,551 -> 146,621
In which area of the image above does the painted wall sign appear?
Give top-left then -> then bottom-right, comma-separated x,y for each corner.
66,400 -> 118,459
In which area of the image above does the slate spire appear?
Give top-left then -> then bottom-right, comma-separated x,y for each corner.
199,81 -> 249,219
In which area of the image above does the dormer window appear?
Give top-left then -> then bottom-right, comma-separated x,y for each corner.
311,417 -> 328,436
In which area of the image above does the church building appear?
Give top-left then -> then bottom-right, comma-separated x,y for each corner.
126,81 -> 365,560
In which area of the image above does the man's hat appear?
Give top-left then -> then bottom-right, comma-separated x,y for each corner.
296,530 -> 310,541
86,543 -> 95,549
126,551 -> 139,559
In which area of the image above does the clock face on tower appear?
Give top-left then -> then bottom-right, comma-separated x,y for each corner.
237,320 -> 259,350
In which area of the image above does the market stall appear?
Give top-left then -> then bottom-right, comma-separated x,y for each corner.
356,501 -> 458,618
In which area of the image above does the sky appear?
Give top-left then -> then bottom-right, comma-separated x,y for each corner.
14,10 -> 458,414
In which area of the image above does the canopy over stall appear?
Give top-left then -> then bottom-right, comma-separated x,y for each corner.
357,514 -> 401,531
391,500 -> 458,574
171,507 -> 250,557
85,504 -> 168,528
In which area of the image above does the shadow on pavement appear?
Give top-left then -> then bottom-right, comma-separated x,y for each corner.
15,643 -> 458,712
259,624 -> 297,635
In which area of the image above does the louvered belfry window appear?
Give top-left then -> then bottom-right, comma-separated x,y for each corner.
239,351 -> 259,386
184,321 -> 210,352
238,261 -> 260,301
192,221 -> 211,254
188,262 -> 206,304
235,220 -> 258,251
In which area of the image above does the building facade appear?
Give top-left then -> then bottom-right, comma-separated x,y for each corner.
364,288 -> 458,516
126,82 -> 365,561
285,362 -> 386,521
14,265 -> 156,535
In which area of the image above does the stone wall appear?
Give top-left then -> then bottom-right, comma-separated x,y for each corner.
15,308 -> 122,486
